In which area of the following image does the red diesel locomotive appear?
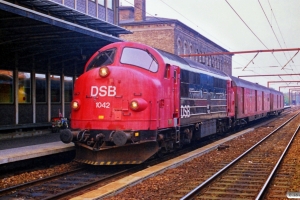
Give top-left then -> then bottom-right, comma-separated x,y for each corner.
60,42 -> 284,165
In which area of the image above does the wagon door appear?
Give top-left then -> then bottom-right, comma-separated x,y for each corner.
270,93 -> 274,111
227,80 -> 235,117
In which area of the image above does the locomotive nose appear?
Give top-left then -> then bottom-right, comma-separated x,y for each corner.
112,131 -> 131,146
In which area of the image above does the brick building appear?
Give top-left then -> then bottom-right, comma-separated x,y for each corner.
119,0 -> 232,75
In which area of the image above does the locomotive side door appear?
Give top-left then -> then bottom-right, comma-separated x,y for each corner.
159,65 -> 180,129
171,66 -> 180,127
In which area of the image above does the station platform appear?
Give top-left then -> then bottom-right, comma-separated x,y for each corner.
0,129 -> 74,165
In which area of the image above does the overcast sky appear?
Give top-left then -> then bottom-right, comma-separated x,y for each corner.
120,0 -> 300,92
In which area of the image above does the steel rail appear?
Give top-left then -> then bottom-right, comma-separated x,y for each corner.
180,111 -> 300,200
0,167 -> 84,194
43,168 -> 129,200
0,134 -> 213,200
255,125 -> 300,199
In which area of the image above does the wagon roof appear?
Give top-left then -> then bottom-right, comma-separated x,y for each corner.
268,87 -> 283,95
230,75 -> 276,92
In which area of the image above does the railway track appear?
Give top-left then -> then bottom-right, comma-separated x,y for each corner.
0,165 -> 132,200
0,139 -> 219,200
0,108 -> 295,199
180,111 -> 300,200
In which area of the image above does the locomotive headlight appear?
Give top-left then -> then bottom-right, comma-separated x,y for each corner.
130,101 -> 139,110
99,66 -> 110,78
129,98 -> 148,112
71,100 -> 80,111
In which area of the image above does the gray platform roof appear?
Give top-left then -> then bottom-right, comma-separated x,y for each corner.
0,0 -> 130,76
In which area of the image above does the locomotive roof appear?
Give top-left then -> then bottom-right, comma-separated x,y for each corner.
156,49 -> 230,80
230,75 -> 281,93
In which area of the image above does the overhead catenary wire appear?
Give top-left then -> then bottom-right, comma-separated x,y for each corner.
268,0 -> 292,58
121,0 -> 299,87
268,0 -> 300,75
258,0 -> 283,50
159,0 -> 236,52
225,0 -> 283,69
223,0 -> 282,74
258,1 -> 284,67
225,0 -> 268,49
123,1 -> 268,66
258,0 -> 299,80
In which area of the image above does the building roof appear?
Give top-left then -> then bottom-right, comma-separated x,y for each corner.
119,7 -> 229,53
21,0 -> 131,35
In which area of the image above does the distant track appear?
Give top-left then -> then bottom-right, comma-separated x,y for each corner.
181,111 -> 300,200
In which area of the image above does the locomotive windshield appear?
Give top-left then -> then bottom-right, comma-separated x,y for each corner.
120,47 -> 158,72
86,48 -> 116,72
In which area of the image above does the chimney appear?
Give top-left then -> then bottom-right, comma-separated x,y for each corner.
134,0 -> 146,21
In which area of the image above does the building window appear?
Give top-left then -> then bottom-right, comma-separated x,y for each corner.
177,39 -> 181,55
107,0 -> 113,9
206,56 -> 209,66
201,48 -> 206,64
98,0 -> 104,6
190,44 -> 193,60
51,75 -> 61,103
0,70 -> 13,103
212,57 -> 215,68
36,73 -> 47,103
64,76 -> 73,102
199,51 -> 203,63
18,72 -> 31,103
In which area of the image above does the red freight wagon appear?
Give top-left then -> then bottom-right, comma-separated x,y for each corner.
230,76 -> 272,124
230,76 -> 283,126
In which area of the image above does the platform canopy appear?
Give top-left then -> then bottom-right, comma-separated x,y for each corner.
0,0 -> 130,76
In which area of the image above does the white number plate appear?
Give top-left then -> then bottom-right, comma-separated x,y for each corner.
96,102 -> 110,108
